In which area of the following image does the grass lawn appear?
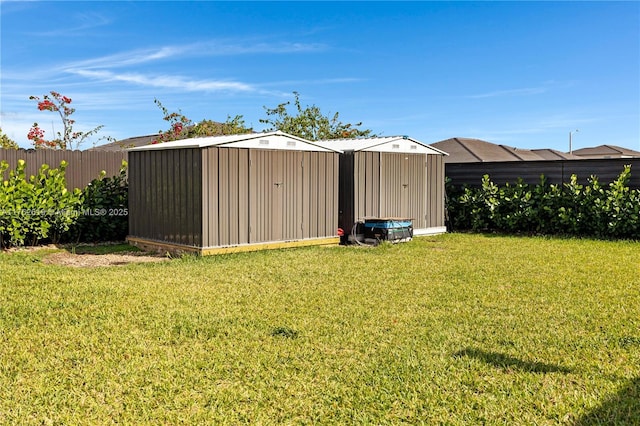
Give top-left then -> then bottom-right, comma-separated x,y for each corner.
0,233 -> 638,424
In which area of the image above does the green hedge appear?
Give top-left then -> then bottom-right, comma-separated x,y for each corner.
446,165 -> 640,239
0,160 -> 83,247
67,163 -> 128,243
0,159 -> 129,248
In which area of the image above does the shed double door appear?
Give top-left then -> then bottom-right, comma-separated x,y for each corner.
249,150 -> 303,243
379,153 -> 427,228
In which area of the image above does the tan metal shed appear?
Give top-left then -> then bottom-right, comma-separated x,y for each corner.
127,131 -> 341,255
316,136 -> 448,242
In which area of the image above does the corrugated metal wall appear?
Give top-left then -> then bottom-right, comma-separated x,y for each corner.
128,149 -> 203,247
338,152 -> 356,236
344,151 -> 446,232
426,154 -> 445,228
354,151 -> 380,220
446,158 -> 640,189
201,147 -> 250,247
0,148 -> 127,190
379,153 -> 428,227
131,147 -> 338,249
248,150 -> 338,244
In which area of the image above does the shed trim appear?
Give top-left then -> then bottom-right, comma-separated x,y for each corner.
316,136 -> 448,156
128,131 -> 341,153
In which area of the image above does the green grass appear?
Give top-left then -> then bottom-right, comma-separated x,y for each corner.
1,234 -> 638,424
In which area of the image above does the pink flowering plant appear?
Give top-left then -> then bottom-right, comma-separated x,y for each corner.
28,91 -> 110,150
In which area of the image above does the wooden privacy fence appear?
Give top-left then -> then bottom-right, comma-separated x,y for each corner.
446,158 -> 640,189
0,149 -> 127,190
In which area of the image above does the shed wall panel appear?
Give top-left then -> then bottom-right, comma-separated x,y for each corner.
201,149 -> 210,247
379,153 -> 400,218
309,152 -> 338,238
338,151 -> 446,236
128,152 -> 141,238
317,153 -> 327,236
326,153 -> 338,236
238,149 -> 250,244
283,151 -> 303,240
337,152 -> 356,235
131,144 -> 339,250
426,154 -> 445,228
354,152 -> 381,220
218,149 -> 230,246
128,149 -> 202,246
272,152 -> 284,241
408,153 -> 427,228
202,148 -> 219,247
379,153 -> 429,227
246,150 -> 338,244
308,152 -> 319,238
249,150 -> 271,243
301,153 -> 311,238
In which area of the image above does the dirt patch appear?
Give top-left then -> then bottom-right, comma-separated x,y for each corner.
42,251 -> 169,267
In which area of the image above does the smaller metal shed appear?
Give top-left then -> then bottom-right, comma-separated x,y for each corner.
315,136 -> 448,242
127,131 -> 341,255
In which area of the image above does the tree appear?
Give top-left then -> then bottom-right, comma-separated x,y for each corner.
0,128 -> 19,149
190,116 -> 252,137
151,98 -> 192,144
259,91 -> 374,141
151,99 -> 252,144
27,91 -> 110,150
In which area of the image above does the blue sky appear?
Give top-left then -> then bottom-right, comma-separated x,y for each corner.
1,1 -> 638,151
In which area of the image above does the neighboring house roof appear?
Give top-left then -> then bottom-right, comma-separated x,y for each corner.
316,136 -> 448,155
530,149 -> 582,161
431,137 -> 582,163
88,134 -> 158,151
128,131 -> 341,153
571,144 -> 640,159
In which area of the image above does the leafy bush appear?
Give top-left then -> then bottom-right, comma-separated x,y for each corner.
0,159 -> 83,247
67,161 -> 128,243
447,165 -> 640,240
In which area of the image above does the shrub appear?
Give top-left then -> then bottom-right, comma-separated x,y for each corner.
446,165 -> 640,240
67,161 -> 128,243
0,159 -> 83,247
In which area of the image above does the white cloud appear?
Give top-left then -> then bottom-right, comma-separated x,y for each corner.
62,41 -> 327,70
63,46 -> 187,70
21,11 -> 113,37
261,77 -> 363,87
66,69 -> 257,93
467,87 -> 548,99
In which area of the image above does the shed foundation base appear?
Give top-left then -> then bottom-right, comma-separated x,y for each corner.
413,226 -> 447,236
127,236 -> 340,257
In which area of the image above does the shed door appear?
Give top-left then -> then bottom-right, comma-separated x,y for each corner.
380,153 -> 426,226
249,150 -> 302,243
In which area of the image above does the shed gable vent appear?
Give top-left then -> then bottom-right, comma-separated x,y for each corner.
392,144 -> 400,149
259,139 -> 270,146
286,141 -> 296,147
410,145 -> 417,150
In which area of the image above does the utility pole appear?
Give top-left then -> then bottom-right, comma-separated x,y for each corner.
569,129 -> 579,154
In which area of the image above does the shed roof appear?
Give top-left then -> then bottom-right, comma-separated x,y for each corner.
315,136 -> 448,155
128,131 -> 341,153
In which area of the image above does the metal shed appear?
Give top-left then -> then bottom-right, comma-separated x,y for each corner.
127,131 -> 341,255
316,136 -> 448,241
